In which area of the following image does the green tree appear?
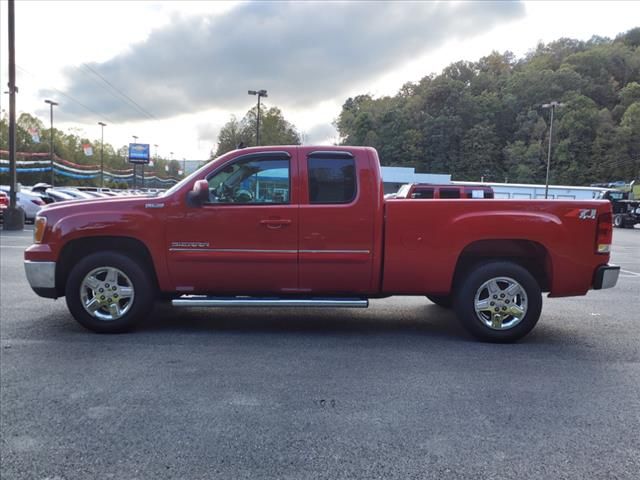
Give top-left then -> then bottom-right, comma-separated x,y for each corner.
214,115 -> 248,157
619,102 -> 640,179
334,27 -> 640,185
214,105 -> 300,157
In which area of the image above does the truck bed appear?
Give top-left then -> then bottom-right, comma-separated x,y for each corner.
382,199 -> 611,297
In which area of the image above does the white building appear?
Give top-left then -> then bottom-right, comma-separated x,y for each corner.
380,167 -> 450,194
452,181 -> 608,200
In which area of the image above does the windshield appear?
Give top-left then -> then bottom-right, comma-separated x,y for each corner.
396,184 -> 411,198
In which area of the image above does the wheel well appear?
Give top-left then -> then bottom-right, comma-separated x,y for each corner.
453,240 -> 551,292
56,236 -> 159,296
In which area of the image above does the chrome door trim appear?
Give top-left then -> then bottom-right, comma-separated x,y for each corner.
299,250 -> 370,254
172,296 -> 369,308
169,248 -> 298,253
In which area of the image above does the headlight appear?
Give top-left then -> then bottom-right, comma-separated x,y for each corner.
34,216 -> 47,244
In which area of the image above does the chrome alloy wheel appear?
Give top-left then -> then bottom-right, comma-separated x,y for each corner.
80,267 -> 135,321
473,276 -> 528,330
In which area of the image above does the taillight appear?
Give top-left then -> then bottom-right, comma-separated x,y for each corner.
596,212 -> 612,254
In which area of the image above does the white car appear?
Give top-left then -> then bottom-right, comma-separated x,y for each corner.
0,186 -> 46,222
53,188 -> 96,200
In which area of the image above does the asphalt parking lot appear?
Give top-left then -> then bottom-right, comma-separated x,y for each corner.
1,226 -> 639,480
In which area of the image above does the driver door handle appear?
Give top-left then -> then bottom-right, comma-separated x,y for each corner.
260,218 -> 292,229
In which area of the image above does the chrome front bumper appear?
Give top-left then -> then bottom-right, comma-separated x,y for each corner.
24,260 -> 56,296
593,264 -> 620,290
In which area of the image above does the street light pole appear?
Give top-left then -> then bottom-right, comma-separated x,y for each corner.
98,122 -> 106,188
248,89 -> 268,146
542,101 -> 564,199
4,0 -> 24,230
44,99 -> 58,186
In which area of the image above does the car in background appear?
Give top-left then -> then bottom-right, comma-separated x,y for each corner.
52,188 -> 96,200
40,189 -> 76,203
77,187 -> 121,197
30,184 -> 76,204
395,183 -> 495,199
0,186 -> 45,222
0,191 -> 8,221
78,190 -> 109,198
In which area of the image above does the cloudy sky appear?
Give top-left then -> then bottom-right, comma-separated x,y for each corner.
0,1 -> 639,160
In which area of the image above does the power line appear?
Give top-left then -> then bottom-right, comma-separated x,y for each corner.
73,64 -> 143,120
16,64 -> 115,124
81,63 -> 157,121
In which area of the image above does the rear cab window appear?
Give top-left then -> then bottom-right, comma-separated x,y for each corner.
307,153 -> 357,204
412,188 -> 434,199
438,189 -> 461,199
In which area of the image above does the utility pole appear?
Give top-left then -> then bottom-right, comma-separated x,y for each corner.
4,0 -> 24,230
542,101 -> 564,199
45,99 -> 58,186
98,122 -> 106,188
248,89 -> 267,146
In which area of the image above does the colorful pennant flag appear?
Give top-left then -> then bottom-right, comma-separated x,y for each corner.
28,128 -> 40,143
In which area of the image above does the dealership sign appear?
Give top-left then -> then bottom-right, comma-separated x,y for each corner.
128,143 -> 150,164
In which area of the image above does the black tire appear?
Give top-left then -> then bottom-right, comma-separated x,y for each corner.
453,261 -> 542,343
613,214 -> 623,228
426,294 -> 453,308
65,252 -> 154,333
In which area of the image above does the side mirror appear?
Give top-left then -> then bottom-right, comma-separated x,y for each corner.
188,179 -> 209,206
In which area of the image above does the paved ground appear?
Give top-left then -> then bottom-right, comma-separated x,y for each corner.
1,225 -> 639,480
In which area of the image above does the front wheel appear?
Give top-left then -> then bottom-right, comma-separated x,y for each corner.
454,261 -> 542,343
65,252 -> 154,333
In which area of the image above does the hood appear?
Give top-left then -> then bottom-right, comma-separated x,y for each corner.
38,195 -> 154,220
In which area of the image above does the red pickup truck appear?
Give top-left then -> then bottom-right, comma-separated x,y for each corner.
24,146 -> 619,342
396,183 -> 494,199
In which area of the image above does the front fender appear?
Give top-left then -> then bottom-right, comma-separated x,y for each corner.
45,208 -> 171,292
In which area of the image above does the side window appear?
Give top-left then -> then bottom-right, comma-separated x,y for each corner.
308,157 -> 356,204
439,189 -> 461,199
206,158 -> 290,204
412,188 -> 434,199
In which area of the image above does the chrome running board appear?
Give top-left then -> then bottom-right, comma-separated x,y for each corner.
172,296 -> 369,308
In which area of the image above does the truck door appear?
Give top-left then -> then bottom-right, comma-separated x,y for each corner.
298,149 -> 376,294
165,150 -> 299,294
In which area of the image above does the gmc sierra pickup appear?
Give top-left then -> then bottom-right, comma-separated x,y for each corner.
24,146 -> 619,342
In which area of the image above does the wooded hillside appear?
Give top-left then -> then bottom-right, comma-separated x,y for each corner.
336,28 -> 640,184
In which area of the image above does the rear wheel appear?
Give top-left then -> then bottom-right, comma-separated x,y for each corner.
65,252 -> 154,333
454,261 -> 542,343
426,294 -> 453,308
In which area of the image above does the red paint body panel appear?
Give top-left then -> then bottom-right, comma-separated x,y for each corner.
382,199 -> 610,296
24,145 -> 612,300
297,146 -> 378,293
